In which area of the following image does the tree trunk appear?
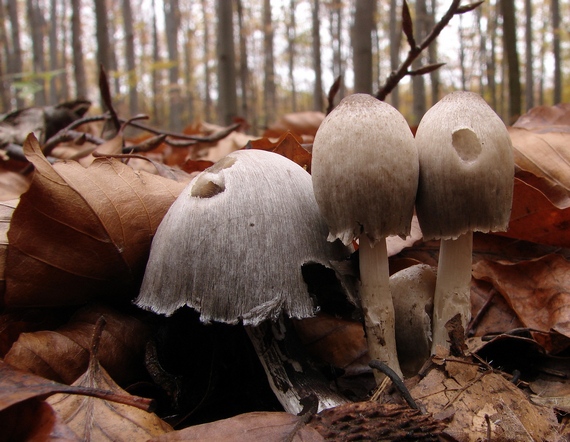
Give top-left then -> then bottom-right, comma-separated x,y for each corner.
0,2 -> 12,111
7,0 -> 24,108
236,0 -> 250,122
488,2 -> 498,111
71,0 -> 87,99
26,0 -> 47,105
352,0 -> 375,94
151,0 -> 161,122
412,0 -> 428,124
388,0 -> 400,108
184,27 -> 195,123
500,0 -> 521,122
48,0 -> 59,103
263,0 -> 277,126
95,0 -> 112,106
164,0 -> 182,130
286,0 -> 297,112
458,15 -> 467,90
427,0 -> 439,104
330,0 -> 345,100
524,0 -> 533,110
312,0 -> 323,111
202,0 -> 213,121
552,0 -> 562,104
216,0 -> 238,126
123,0 -> 138,116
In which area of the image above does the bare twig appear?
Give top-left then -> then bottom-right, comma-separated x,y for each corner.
369,360 -> 419,410
375,0 -> 483,101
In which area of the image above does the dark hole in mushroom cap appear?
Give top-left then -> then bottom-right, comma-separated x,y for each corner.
452,127 -> 482,162
190,155 -> 237,198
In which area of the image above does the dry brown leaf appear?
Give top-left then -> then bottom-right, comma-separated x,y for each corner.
410,359 -> 559,441
293,313 -> 369,376
48,350 -> 172,441
473,254 -> 570,352
0,171 -> 30,201
509,126 -> 570,209
149,411 -> 323,442
4,304 -> 150,385
247,131 -> 312,171
0,398 -> 80,441
4,134 -> 188,307
500,178 -> 570,247
513,103 -> 570,131
263,111 -> 325,141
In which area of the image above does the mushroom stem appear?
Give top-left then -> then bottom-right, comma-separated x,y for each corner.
431,232 -> 473,354
358,235 -> 403,380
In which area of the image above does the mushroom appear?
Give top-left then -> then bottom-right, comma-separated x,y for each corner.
390,264 -> 436,377
414,91 -> 514,354
311,94 -> 419,380
135,148 -> 351,413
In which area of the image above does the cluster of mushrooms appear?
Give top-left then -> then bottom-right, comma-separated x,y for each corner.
135,91 -> 515,411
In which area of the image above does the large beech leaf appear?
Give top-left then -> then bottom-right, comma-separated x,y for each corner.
47,350 -> 172,441
4,304 -> 150,385
473,254 -> 570,352
5,134 -> 188,307
149,411 -> 323,441
247,131 -> 312,171
509,126 -> 570,208
501,178 -> 570,247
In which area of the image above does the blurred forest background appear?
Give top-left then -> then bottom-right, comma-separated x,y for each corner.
0,0 -> 568,133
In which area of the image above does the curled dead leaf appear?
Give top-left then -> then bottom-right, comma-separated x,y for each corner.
4,134 -> 188,307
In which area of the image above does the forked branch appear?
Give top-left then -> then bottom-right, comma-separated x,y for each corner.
375,0 -> 483,101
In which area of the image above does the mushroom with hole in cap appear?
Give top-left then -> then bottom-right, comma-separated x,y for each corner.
311,93 -> 419,380
414,91 -> 514,354
135,148 -> 352,412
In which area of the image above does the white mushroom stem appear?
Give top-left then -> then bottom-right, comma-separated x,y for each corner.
358,235 -> 403,380
431,232 -> 473,354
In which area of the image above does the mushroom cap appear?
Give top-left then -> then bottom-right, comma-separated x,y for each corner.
135,149 -> 349,326
311,94 -> 418,246
415,91 -> 515,240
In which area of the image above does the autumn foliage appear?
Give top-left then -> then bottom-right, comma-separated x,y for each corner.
1,99 -> 570,440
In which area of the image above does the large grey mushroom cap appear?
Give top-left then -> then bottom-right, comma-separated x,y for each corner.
135,149 -> 349,326
415,91 -> 515,240
311,94 -> 418,246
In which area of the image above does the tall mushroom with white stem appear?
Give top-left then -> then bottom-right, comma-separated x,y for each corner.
311,94 -> 419,381
135,149 -> 352,414
414,91 -> 514,355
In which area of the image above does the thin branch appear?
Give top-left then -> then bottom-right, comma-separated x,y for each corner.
375,0 -> 478,101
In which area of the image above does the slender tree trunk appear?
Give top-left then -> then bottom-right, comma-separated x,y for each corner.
286,0 -> 297,112
552,0 -> 562,104
330,0 -> 345,99
427,0 -> 439,104
488,2 -> 498,111
352,0 -> 375,94
58,0 -> 70,101
216,0 -> 238,125
7,0 -> 24,107
202,0 -> 212,121
184,28 -> 195,123
388,0 -> 400,108
151,0 -> 161,122
26,0 -> 47,105
236,0 -> 249,121
476,6 -> 486,96
524,0 -> 533,110
71,0 -> 87,98
123,0 -> 138,116
263,0 -> 276,126
95,0 -> 112,106
458,15 -> 467,90
312,0 -> 323,111
538,15 -> 547,105
500,0 -> 521,122
412,0 -> 428,124
164,0 -> 182,130
0,2 -> 12,110
48,0 -> 59,103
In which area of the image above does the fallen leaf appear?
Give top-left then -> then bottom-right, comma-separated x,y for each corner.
4,304 -> 150,385
473,254 -> 570,352
149,411 -> 323,442
47,319 -> 172,441
499,178 -> 570,247
410,359 -> 559,441
0,199 -> 17,302
5,134 -> 187,307
263,111 -> 325,141
0,171 -> 30,201
0,398 -> 80,441
510,126 -> 570,209
247,131 -> 312,171
513,103 -> 570,131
